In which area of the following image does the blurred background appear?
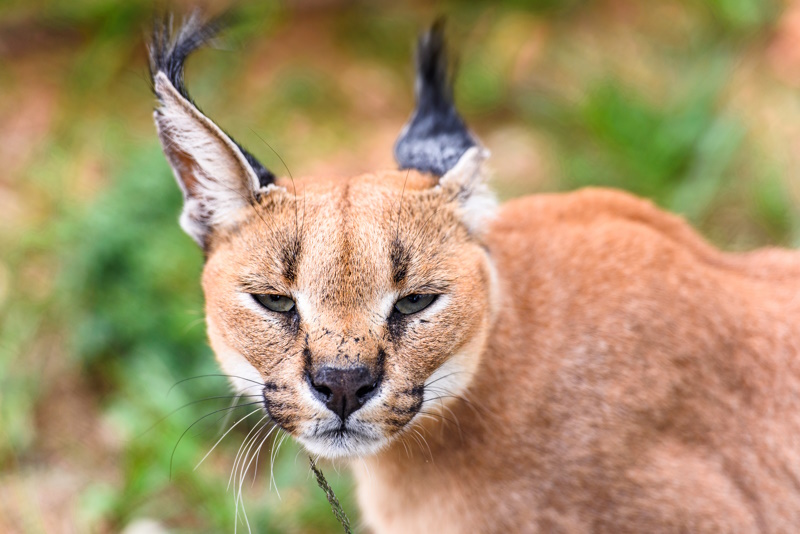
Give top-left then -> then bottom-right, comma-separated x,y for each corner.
1,0 -> 799,532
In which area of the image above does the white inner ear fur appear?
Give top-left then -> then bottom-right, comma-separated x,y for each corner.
438,147 -> 497,236
153,72 -> 263,245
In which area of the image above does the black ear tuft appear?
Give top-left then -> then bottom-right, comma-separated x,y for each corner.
148,12 -> 223,107
394,20 -> 477,177
148,12 -> 274,187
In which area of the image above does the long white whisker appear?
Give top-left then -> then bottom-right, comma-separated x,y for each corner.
234,432 -> 258,534
229,414 -> 270,491
438,400 -> 464,442
424,370 -> 463,388
270,432 -> 289,499
400,435 -> 411,458
406,430 -> 420,453
252,423 -> 279,486
236,422 -> 270,533
359,457 -> 372,483
412,428 -> 433,462
216,382 -> 265,430
217,392 -> 243,432
196,408 -> 262,471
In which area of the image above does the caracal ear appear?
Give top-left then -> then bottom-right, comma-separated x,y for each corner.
395,20 -> 496,235
439,147 -> 496,236
149,14 -> 275,248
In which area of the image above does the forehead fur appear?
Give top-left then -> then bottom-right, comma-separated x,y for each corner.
275,169 -> 439,194
206,169 -> 476,305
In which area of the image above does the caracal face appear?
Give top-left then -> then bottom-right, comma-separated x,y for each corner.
149,16 -> 496,458
202,171 -> 495,458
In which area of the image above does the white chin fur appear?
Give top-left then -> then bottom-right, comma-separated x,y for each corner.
296,402 -> 391,459
298,431 -> 389,459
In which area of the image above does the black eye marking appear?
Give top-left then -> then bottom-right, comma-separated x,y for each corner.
253,294 -> 296,313
281,236 -> 302,284
390,238 -> 411,285
394,294 -> 437,315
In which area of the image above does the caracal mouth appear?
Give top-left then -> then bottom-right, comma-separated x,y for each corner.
298,422 -> 389,459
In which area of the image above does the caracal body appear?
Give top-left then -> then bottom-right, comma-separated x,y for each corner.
149,15 -> 800,533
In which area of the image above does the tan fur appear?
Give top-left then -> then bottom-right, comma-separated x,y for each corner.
196,155 -> 800,531
354,188 -> 800,533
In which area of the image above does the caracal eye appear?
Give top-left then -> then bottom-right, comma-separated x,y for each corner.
253,294 -> 296,313
394,294 -> 437,315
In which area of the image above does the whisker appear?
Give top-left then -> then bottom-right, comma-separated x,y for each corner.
195,408 -> 266,471
139,393 -> 261,440
235,419 -> 271,530
426,392 -> 486,418
270,431 -> 289,499
252,423 -> 280,486
359,456 -> 373,483
217,393 -> 245,435
251,130 -> 300,244
427,391 -> 494,435
294,444 -> 306,466
170,401 -> 263,479
408,429 -> 427,460
424,370 -> 463,388
413,427 -> 434,462
168,374 -> 265,396
438,403 -> 464,442
229,414 -> 270,491
182,316 -> 206,333
400,434 -> 411,458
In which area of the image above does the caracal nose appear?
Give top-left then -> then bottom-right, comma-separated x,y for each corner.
308,366 -> 381,421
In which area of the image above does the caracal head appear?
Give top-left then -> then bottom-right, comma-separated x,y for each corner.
150,14 -> 497,458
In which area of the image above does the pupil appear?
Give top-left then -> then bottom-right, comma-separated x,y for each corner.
409,295 -> 420,303
270,295 -> 281,302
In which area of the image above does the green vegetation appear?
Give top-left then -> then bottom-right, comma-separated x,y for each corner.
1,1 -> 797,532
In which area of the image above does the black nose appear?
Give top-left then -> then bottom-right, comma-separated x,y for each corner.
308,366 -> 381,421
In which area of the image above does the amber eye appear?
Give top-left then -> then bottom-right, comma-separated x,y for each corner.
394,294 -> 437,315
254,294 -> 296,313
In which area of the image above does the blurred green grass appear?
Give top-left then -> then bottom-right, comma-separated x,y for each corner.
0,0 -> 798,532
